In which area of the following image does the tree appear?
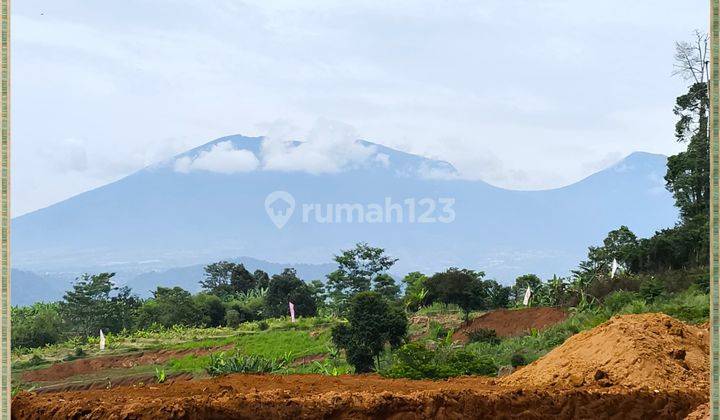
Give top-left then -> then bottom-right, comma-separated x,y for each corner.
373,273 -> 400,301
200,261 -> 257,297
12,303 -> 64,349
265,268 -> 317,318
326,243 -> 398,312
511,274 -> 542,304
59,273 -> 139,336
402,272 -> 430,310
426,268 -> 486,322
136,287 -> 200,328
253,270 -> 271,289
584,226 -> 641,273
308,280 -> 328,309
194,293 -> 226,327
483,279 -> 510,309
664,30 -> 710,268
331,291 -> 407,373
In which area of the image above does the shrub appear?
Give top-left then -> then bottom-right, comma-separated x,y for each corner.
467,328 -> 500,345
383,342 -> 497,379
258,321 -> 269,331
510,353 -> 526,367
224,305 -> 256,327
639,277 -> 664,302
225,309 -> 242,328
603,291 -> 641,314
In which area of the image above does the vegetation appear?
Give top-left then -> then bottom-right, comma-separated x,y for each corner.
331,292 -> 407,373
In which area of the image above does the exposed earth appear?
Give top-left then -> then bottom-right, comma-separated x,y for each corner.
452,306 -> 568,342
12,313 -> 710,419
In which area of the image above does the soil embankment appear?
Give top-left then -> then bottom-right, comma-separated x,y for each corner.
453,307 -> 568,342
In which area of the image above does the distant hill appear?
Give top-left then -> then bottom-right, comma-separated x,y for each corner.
11,135 -> 678,304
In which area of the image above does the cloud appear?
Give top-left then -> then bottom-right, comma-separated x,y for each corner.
260,119 -> 378,174
174,141 -> 260,174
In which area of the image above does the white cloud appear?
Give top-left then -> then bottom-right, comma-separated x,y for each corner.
375,153 -> 390,167
174,141 -> 260,174
260,119 -> 377,174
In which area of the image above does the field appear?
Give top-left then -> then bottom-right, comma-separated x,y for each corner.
11,306 -> 711,419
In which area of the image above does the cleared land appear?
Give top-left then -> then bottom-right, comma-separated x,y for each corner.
12,313 -> 709,419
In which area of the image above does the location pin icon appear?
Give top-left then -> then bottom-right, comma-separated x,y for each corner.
265,191 -> 295,229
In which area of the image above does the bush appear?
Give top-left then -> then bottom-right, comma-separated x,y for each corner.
603,291 -> 641,314
639,277 -> 664,302
510,353 -> 526,367
467,328 -> 500,345
258,320 -> 270,331
383,342 -> 497,379
225,309 -> 242,328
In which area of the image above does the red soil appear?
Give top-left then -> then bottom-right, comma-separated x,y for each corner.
502,313 -> 710,392
11,374 -> 703,419
453,307 -> 568,342
22,345 -> 233,383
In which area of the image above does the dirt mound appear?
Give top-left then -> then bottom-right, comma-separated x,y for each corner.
502,313 -> 710,392
12,374 -> 704,419
453,307 -> 567,342
684,403 -> 709,420
22,344 -> 233,383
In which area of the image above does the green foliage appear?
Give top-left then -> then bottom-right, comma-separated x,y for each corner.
194,293 -> 226,327
467,328 -> 499,345
512,274 -> 542,304
265,268 -> 317,318
402,272 -> 429,311
510,353 -> 526,367
639,277 -> 664,302
383,342 -> 497,379
136,287 -> 200,329
224,309 -> 243,328
326,243 -> 398,312
332,292 -> 407,373
155,367 -> 166,383
11,303 -> 63,349
602,291 -> 641,313
59,273 -> 140,337
373,273 -> 400,301
206,352 -> 287,376
426,268 -> 486,322
258,320 -> 269,331
200,261 -> 258,297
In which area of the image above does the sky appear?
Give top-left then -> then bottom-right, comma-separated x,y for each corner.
12,0 -> 706,216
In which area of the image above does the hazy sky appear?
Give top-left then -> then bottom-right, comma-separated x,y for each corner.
12,0 -> 706,216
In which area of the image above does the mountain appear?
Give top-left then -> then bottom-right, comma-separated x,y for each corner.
11,135 -> 677,300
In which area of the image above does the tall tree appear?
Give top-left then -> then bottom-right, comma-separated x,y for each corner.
664,30 -> 710,267
200,261 -> 257,297
426,268 -> 486,322
59,273 -> 139,336
265,268 -> 317,318
326,243 -> 398,311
